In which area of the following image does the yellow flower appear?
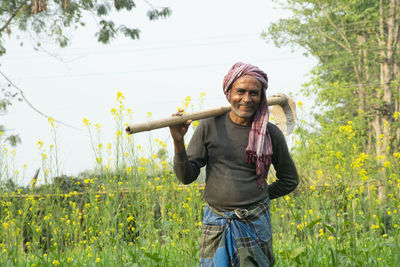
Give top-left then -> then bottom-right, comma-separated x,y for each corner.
394,111 -> 400,121
297,100 -> 303,107
111,108 -> 118,116
117,91 -> 125,102
37,140 -> 44,149
319,229 -> 325,237
199,92 -> 206,103
48,117 -> 55,126
338,121 -> 355,139
83,118 -> 91,127
96,257 -> 101,263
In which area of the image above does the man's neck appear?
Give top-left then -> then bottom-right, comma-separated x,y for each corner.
229,111 -> 252,126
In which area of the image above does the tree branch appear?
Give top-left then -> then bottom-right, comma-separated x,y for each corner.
0,4 -> 27,34
315,27 -> 352,54
0,70 -> 82,131
323,10 -> 353,52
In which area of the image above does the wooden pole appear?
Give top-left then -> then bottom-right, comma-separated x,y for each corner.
125,94 -> 295,134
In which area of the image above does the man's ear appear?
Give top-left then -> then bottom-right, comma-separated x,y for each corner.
226,90 -> 232,102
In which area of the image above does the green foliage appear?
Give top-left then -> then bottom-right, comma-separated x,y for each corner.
0,87 -> 21,147
0,0 -> 172,54
265,0 -> 400,157
0,0 -> 171,149
147,6 -> 171,20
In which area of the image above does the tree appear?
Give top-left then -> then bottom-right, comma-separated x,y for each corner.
0,0 -> 171,55
0,85 -> 22,146
264,0 -> 400,158
0,0 -> 171,145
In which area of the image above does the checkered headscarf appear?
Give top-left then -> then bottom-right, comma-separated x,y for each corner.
223,62 -> 273,188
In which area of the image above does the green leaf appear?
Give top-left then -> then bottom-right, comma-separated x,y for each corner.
323,223 -> 336,235
144,252 -> 162,262
306,218 -> 322,230
329,246 -> 336,266
290,246 -> 306,259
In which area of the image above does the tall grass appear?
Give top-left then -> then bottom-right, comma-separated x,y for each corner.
0,92 -> 399,266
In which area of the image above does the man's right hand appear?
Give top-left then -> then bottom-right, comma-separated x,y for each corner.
169,109 -> 192,152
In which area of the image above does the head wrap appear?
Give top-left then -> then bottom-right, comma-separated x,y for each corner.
223,62 -> 273,188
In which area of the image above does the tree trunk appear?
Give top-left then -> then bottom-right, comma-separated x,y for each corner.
372,0 -> 400,201
375,0 -> 398,158
357,35 -> 367,113
395,58 -> 400,145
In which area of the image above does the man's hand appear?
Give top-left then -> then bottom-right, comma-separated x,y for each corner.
169,109 -> 192,153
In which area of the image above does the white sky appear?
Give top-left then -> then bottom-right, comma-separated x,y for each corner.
1,0 -> 316,185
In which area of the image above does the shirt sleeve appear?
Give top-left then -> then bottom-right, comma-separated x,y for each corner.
173,121 -> 208,184
268,128 -> 299,199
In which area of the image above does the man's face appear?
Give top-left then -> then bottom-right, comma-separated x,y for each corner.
229,75 -> 262,121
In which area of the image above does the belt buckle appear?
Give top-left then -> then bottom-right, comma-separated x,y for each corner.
234,208 -> 249,219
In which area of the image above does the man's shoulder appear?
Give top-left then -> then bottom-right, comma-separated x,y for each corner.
267,122 -> 285,142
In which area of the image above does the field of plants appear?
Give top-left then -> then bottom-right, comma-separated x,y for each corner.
0,92 -> 399,266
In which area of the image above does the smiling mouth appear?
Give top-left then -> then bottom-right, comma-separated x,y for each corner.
240,105 -> 253,109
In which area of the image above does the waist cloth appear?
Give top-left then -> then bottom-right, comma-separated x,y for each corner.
200,197 -> 275,266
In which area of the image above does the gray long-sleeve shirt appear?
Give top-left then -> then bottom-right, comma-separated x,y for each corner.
174,112 -> 299,211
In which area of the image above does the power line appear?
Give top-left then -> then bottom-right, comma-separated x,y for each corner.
3,56 -> 312,80
2,38 -> 265,61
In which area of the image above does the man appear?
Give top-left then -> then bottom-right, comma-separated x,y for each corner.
169,62 -> 299,266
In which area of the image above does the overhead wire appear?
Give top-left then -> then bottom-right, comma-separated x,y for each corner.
2,36 -> 264,60
5,44 -> 398,80
2,22 -> 388,60
3,56 -> 312,80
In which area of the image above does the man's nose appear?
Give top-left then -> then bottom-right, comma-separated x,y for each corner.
243,93 -> 252,102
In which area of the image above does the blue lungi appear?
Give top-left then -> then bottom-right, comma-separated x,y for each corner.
200,197 -> 275,266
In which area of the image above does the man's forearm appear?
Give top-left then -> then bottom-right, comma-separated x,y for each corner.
173,151 -> 200,184
268,178 -> 298,200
